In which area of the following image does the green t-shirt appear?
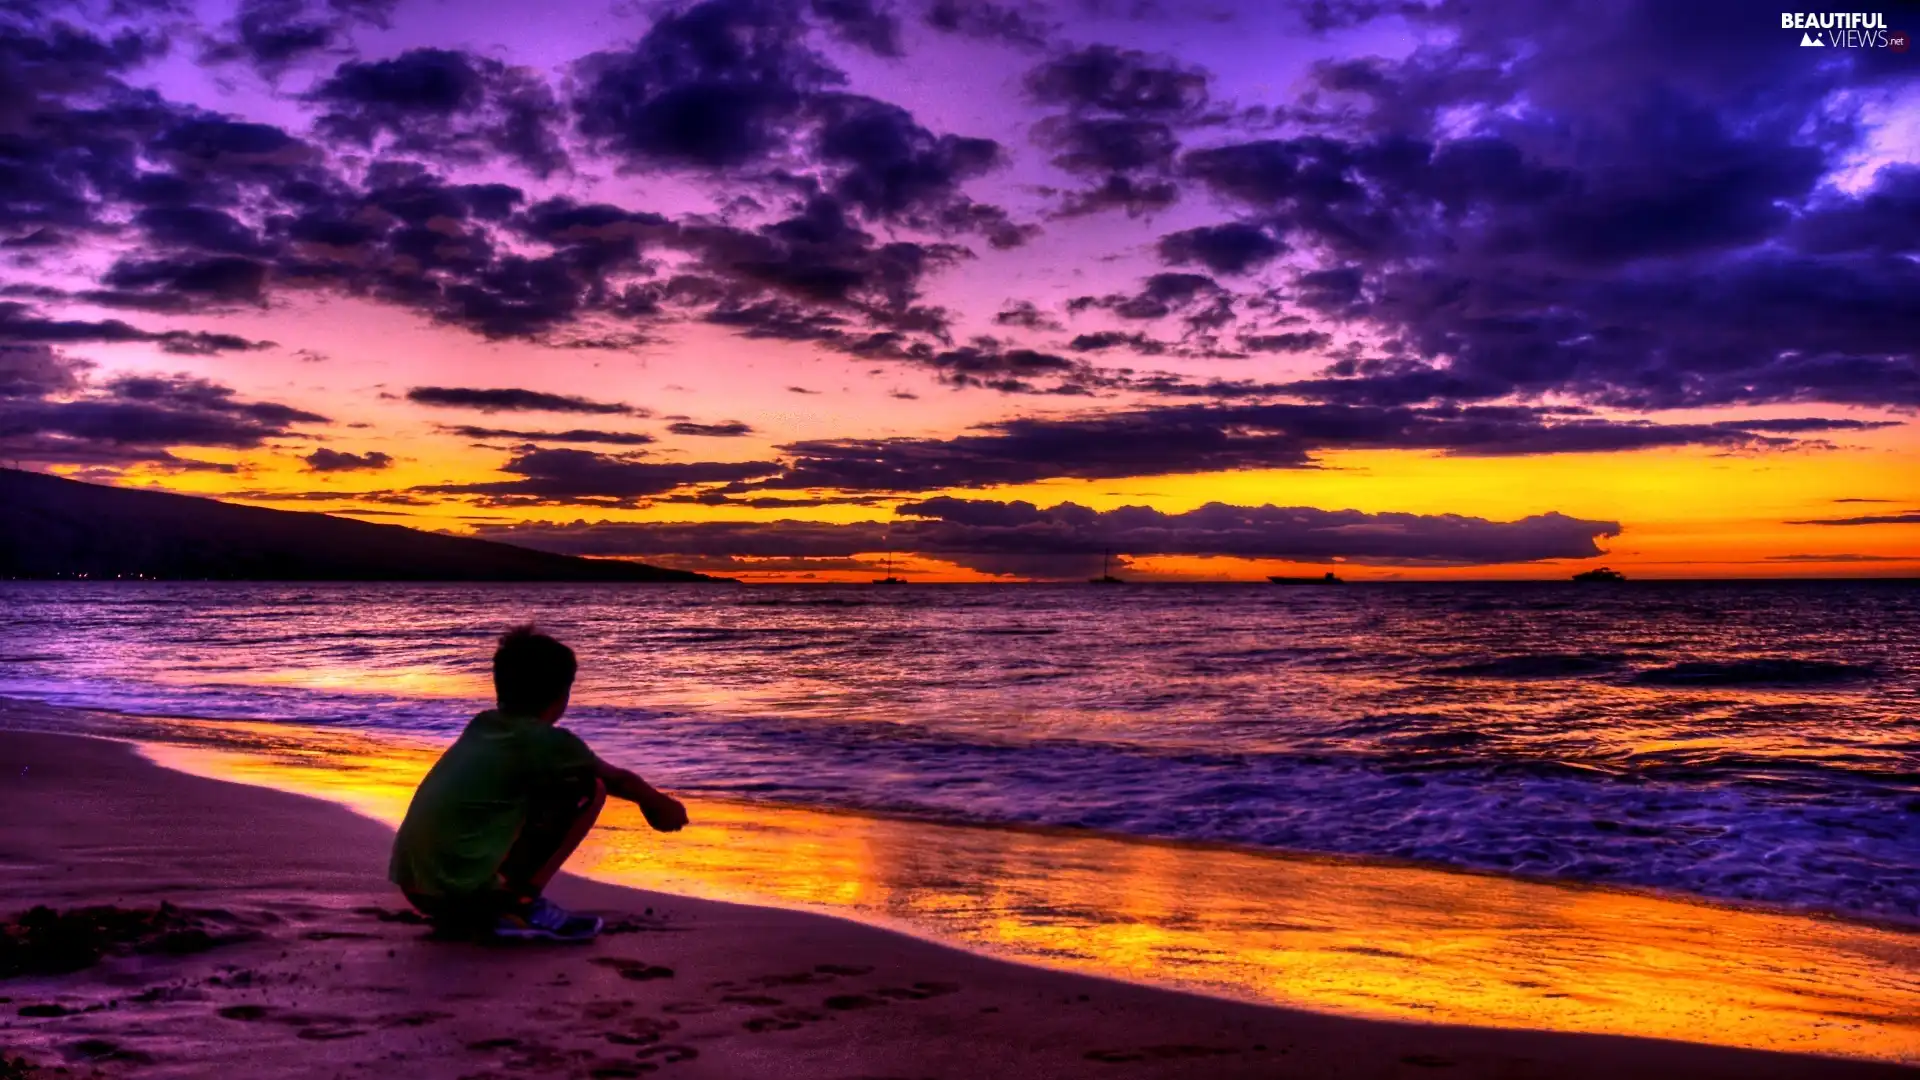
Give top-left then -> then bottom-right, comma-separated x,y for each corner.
389,710 -> 600,899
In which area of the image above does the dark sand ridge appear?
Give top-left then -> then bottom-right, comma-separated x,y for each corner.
0,713 -> 1914,1076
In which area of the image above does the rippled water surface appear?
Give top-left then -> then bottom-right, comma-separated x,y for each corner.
2,581 -> 1915,921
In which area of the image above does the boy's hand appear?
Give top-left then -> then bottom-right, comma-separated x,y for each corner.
641,793 -> 689,833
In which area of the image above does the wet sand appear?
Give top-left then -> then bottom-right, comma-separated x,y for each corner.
1,721 -> 1913,1077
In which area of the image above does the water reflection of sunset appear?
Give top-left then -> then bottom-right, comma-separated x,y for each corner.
134,716 -> 1919,1065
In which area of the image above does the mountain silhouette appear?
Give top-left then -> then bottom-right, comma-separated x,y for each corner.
0,469 -> 723,583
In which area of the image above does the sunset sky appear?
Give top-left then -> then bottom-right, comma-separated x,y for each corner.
3,0 -> 1917,580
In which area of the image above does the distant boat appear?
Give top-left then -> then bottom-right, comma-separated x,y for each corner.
873,550 -> 906,585
1269,572 -> 1343,584
1089,549 -> 1124,584
1572,566 -> 1626,583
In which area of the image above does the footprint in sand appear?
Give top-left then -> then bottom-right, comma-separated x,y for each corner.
351,906 -> 429,925
822,981 -> 960,1012
591,957 -> 675,982
633,1043 -> 698,1065
749,971 -> 834,988
741,1007 -> 826,1033
587,1064 -> 653,1078
603,1017 -> 680,1047
64,1038 -> 154,1065
875,982 -> 959,1001
378,1009 -> 453,1028
813,964 -> 873,977
295,1023 -> 368,1041
1083,1045 -> 1241,1063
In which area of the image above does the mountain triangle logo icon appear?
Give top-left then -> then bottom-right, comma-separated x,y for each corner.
1801,31 -> 1825,45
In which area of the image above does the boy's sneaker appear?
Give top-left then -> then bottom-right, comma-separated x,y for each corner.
490,897 -> 603,943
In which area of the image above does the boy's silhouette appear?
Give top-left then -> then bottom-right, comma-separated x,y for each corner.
389,625 -> 687,941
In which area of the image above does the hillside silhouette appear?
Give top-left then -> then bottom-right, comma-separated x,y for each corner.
0,469 -> 721,583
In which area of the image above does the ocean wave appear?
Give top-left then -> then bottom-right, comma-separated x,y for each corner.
1632,658 -> 1878,687
1432,653 -> 1627,679
4,579 -> 1918,926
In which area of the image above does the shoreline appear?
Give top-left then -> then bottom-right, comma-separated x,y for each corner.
2,726 -> 1915,1079
2,693 -> 1915,939
2,696 -> 1917,1071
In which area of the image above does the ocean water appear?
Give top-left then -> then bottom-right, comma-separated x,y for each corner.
1,581 -> 1916,924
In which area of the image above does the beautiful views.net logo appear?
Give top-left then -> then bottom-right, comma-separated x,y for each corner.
1782,11 -> 1911,50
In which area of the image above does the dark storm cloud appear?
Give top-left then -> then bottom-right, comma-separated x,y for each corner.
1162,0 -> 1920,411
1033,116 -> 1177,174
0,345 -> 88,398
404,386 -> 643,415
1024,44 -> 1211,219
569,0 -> 843,170
1157,223 -> 1285,275
474,517 -> 888,557
678,196 -> 969,325
812,93 -> 1003,220
993,300 -> 1061,331
570,0 -> 1013,243
416,446 -> 782,505
435,425 -> 658,446
471,498 -> 1620,571
1120,376 -> 1293,399
309,48 -> 568,177
668,420 -> 755,436
10,0 -> 1920,422
133,205 -> 273,256
0,347 -> 329,468
1710,417 -> 1899,434
100,255 -> 270,308
1764,554 -> 1905,563
809,0 -> 903,55
1240,331 -> 1330,353
922,0 -> 1054,49
1068,330 -> 1166,354
301,447 -> 392,471
202,0 -> 399,74
222,487 -> 432,504
2,8 -> 994,365
756,402 -> 1827,493
513,197 -> 670,276
894,497 -> 1620,567
921,342 -> 1104,394
1024,44 -> 1208,116
0,303 -> 272,355
1069,272 -> 1225,322
1786,511 -> 1920,527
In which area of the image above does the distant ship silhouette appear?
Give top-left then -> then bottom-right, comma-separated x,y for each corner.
1571,566 -> 1626,582
1089,549 -> 1124,584
873,551 -> 905,585
1268,572 -> 1343,584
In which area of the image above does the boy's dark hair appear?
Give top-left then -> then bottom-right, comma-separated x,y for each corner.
493,624 -> 577,713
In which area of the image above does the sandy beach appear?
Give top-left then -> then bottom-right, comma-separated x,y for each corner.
2,723 -> 1913,1079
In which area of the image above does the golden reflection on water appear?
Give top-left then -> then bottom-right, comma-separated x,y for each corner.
134,716 -> 1920,1065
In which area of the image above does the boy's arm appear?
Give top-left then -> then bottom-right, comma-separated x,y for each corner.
593,756 -> 688,832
